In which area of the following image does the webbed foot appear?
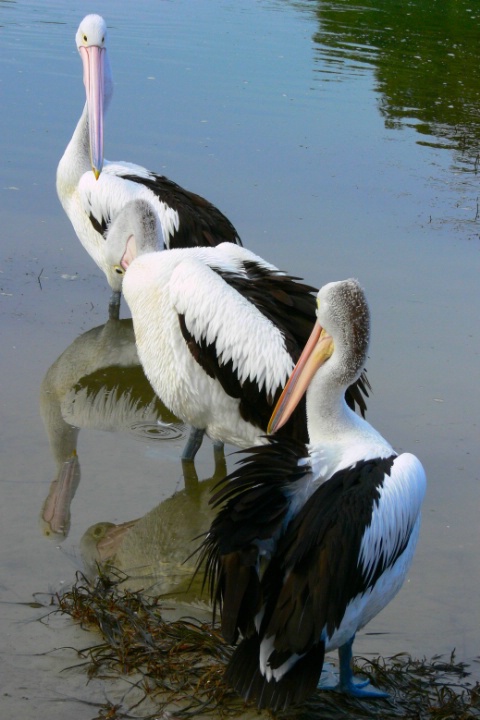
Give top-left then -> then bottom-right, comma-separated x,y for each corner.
318,636 -> 388,698
335,677 -> 389,698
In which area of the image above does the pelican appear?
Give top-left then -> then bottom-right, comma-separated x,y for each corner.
197,279 -> 426,711
57,14 -> 241,320
105,200 -> 370,460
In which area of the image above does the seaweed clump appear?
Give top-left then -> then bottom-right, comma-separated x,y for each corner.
55,568 -> 240,719
54,569 -> 480,720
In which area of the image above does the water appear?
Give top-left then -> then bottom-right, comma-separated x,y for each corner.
0,1 -> 479,716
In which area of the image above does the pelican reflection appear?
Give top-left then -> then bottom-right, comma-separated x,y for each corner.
40,319 -> 183,539
80,458 -> 226,613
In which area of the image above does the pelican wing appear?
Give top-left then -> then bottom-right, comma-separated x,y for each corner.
77,164 -> 181,244
170,257 -> 310,438
219,250 -> 371,416
261,453 -> 425,655
77,161 -> 240,247
222,453 -> 424,710
120,169 -> 242,248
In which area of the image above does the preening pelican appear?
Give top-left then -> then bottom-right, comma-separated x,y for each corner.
57,14 -> 241,320
105,200 -> 370,460
197,279 -> 426,711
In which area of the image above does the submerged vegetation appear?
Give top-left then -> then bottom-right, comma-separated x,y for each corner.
52,569 -> 480,720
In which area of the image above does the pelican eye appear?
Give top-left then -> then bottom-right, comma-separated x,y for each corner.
114,265 -> 125,275
83,34 -> 88,42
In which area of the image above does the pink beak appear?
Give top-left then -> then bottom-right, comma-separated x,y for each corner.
80,44 -> 105,179
268,321 -> 333,435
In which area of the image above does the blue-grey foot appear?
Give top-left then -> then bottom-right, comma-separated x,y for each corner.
181,426 -> 205,461
108,290 -> 121,320
319,636 -> 389,698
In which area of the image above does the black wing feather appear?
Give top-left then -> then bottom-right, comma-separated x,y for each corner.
178,259 -> 369,440
197,438 -> 408,710
88,211 -> 108,237
261,456 -> 397,651
195,438 -> 310,642
222,260 -> 371,418
213,453 -> 403,711
225,634 -> 326,711
120,172 -> 242,248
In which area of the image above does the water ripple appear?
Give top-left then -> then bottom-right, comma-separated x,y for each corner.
129,420 -> 186,442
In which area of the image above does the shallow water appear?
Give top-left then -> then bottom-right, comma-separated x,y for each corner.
0,0 -> 479,716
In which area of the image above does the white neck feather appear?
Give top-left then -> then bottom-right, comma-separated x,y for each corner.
57,104 -> 90,196
305,279 -> 393,460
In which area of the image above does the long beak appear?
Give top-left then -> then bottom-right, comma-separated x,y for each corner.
268,321 -> 334,435
80,45 -> 105,179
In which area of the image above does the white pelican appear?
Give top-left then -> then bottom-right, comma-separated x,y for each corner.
105,200 -> 370,460
197,279 -> 426,711
57,14 -> 241,320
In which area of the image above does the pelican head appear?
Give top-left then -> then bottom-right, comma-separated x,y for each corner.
105,200 -> 164,290
76,14 -> 111,179
268,279 -> 370,434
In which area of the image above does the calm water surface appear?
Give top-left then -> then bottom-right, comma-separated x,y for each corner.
1,0 -> 479,717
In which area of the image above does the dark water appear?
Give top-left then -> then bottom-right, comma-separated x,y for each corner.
0,1 -> 479,716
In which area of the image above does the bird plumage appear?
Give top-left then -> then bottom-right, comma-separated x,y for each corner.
57,14 -> 241,319
123,245 -> 314,449
196,279 -> 426,710
105,200 -> 370,458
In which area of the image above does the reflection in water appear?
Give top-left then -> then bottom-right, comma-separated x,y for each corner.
80,456 -> 227,612
39,319 -> 183,539
311,0 -> 480,168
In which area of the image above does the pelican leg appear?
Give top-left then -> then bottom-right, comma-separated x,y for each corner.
213,440 -> 226,474
318,636 -> 388,698
108,290 -> 121,320
181,459 -> 200,493
181,426 -> 205,461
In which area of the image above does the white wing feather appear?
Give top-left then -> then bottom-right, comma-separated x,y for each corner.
359,452 -> 426,584
169,257 -> 294,398
77,163 -> 180,241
